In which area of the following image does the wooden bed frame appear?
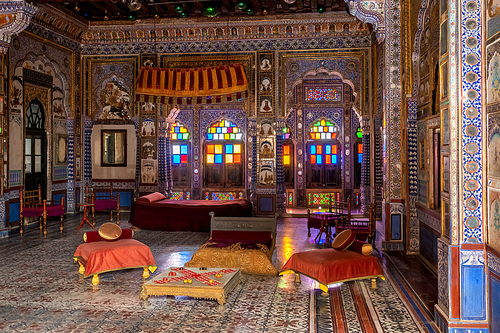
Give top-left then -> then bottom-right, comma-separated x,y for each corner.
185,212 -> 279,275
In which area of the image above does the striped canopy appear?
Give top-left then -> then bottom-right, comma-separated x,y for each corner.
135,64 -> 248,105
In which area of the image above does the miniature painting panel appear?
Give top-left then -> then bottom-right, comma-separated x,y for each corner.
487,52 -> 500,105
98,80 -> 131,121
141,138 -> 156,159
487,0 -> 500,39
260,56 -> 272,71
259,161 -> 274,186
141,117 -> 156,137
441,62 -> 449,100
440,21 -> 448,56
52,88 -> 65,118
260,76 -> 272,92
419,76 -> 431,106
259,97 -> 273,113
441,108 -> 450,145
140,54 -> 157,68
488,112 -> 500,179
141,159 -> 157,184
442,155 -> 450,193
260,140 -> 274,158
141,102 -> 156,114
488,187 -> 500,251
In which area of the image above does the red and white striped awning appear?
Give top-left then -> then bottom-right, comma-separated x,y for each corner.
135,64 -> 248,105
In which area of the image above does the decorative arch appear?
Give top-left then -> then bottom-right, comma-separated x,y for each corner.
411,0 -> 432,97
0,1 -> 37,53
345,0 -> 385,42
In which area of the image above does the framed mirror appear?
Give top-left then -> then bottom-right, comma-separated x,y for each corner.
55,134 -> 68,165
102,130 -> 126,166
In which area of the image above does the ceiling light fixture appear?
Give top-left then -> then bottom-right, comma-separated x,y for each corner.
127,0 -> 142,11
283,0 -> 296,4
236,1 -> 247,10
203,4 -> 219,17
317,4 -> 325,13
74,2 -> 80,11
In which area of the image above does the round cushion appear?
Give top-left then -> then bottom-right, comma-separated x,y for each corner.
98,222 -> 122,241
348,239 -> 373,255
332,229 -> 355,251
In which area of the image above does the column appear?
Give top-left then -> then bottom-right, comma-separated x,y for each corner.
360,116 -> 371,216
276,118 -> 285,213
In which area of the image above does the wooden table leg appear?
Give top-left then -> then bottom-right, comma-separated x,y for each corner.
371,278 -> 377,290
142,267 -> 150,279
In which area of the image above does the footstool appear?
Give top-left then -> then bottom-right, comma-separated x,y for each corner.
73,225 -> 156,285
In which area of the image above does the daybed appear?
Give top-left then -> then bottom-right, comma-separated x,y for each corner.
129,192 -> 252,232
185,212 -> 278,275
73,224 -> 157,285
280,230 -> 384,291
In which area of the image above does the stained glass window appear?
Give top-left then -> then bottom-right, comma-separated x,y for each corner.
284,145 -> 291,165
172,144 -> 188,164
170,122 -> 190,140
206,144 -> 241,164
310,119 -> 338,140
206,120 -> 243,141
356,127 -> 362,139
282,126 -> 291,139
306,88 -> 340,101
310,144 -> 338,164
358,143 -> 363,163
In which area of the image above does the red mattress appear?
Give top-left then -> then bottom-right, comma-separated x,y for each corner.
129,198 -> 252,232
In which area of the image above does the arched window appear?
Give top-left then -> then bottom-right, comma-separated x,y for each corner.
26,100 -> 44,130
282,126 -> 294,186
170,122 -> 191,187
354,127 -> 362,188
306,119 -> 341,188
204,120 -> 244,187
25,99 -> 46,193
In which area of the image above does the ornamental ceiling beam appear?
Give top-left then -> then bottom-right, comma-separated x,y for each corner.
344,0 -> 385,42
0,0 -> 37,54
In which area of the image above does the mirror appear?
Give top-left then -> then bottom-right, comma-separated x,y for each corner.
102,130 -> 126,166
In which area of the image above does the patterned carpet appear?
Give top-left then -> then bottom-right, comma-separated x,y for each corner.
0,214 -> 438,332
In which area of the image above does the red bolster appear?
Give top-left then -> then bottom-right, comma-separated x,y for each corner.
83,229 -> 134,243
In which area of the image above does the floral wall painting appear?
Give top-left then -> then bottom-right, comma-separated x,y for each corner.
141,117 -> 155,137
487,52 -> 500,104
259,162 -> 274,186
141,159 -> 157,184
75,157 -> 81,179
141,102 -> 155,113
98,80 -> 131,122
260,98 -> 272,113
141,138 -> 156,159
488,187 -> 500,251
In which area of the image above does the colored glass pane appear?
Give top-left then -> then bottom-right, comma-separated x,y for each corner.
206,120 -> 242,140
170,123 -> 190,140
234,144 -> 241,154
234,154 -> 241,163
358,154 -> 362,163
358,143 -> 363,153
207,145 -> 214,154
226,155 -> 233,163
215,145 -> 222,154
284,145 -> 290,155
181,155 -> 188,163
207,154 -> 214,164
316,145 -> 322,154
226,144 -> 233,154
311,155 -> 316,164
311,145 -> 316,155
306,88 -> 340,101
332,145 -> 338,154
325,145 -> 331,154
181,145 -> 188,154
332,155 -> 337,164
214,154 -> 223,164
172,145 -> 180,154
356,127 -> 362,139
316,155 -> 322,164
326,155 -> 331,164
284,156 -> 290,165
173,155 -> 180,164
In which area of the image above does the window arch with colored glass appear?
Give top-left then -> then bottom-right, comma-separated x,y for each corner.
354,127 -> 362,188
171,122 -> 191,187
282,125 -> 294,186
306,119 -> 341,188
204,120 -> 244,187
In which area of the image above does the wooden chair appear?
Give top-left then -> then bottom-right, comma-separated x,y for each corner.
20,185 -> 65,236
85,183 -> 120,224
306,195 -> 351,238
335,203 -> 376,245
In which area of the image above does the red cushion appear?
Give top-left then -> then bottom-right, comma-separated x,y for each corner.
136,192 -> 166,203
211,230 -> 273,243
84,229 -> 134,243
332,229 -> 355,251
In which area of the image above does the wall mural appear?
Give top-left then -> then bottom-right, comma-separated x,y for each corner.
488,0 -> 500,39
489,186 -> 500,251
97,80 -> 131,122
489,112 -> 500,179
488,52 -> 500,104
141,159 -> 157,184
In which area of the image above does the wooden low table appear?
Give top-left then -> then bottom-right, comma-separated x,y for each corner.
140,267 -> 241,305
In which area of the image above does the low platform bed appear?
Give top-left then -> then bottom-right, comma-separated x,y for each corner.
129,192 -> 252,232
185,212 -> 278,275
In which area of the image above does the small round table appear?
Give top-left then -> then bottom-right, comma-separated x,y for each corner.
312,211 -> 345,243
77,203 -> 95,231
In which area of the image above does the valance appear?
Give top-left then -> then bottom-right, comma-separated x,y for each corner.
135,64 -> 248,105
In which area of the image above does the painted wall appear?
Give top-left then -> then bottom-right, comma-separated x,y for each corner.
91,124 -> 136,180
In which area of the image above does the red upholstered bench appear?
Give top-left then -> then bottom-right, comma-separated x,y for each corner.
73,229 -> 156,285
279,248 -> 384,292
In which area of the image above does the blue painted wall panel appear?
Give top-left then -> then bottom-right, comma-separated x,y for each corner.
461,265 -> 485,320
9,202 -> 20,223
391,214 -> 401,240
491,275 -> 500,333
117,191 -> 132,208
53,193 -> 66,208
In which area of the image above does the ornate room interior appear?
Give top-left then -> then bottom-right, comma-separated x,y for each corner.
0,0 -> 497,332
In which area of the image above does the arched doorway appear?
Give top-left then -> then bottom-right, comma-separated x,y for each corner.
24,99 -> 46,196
